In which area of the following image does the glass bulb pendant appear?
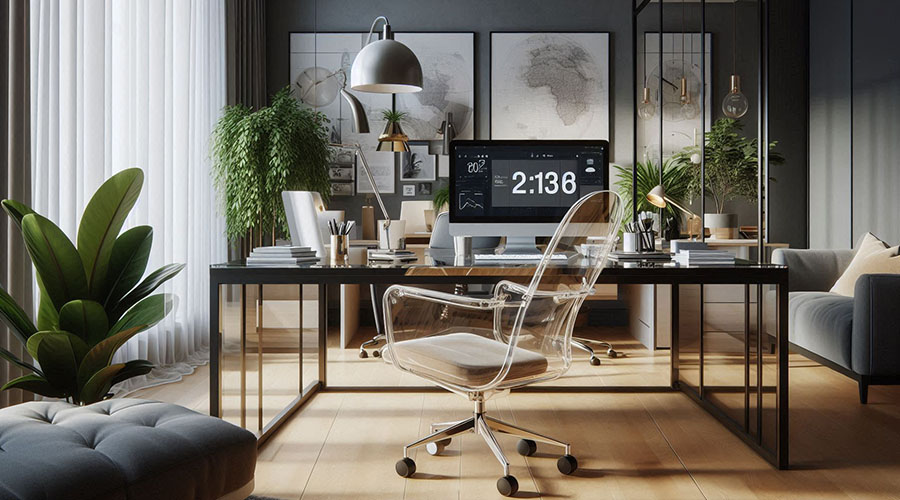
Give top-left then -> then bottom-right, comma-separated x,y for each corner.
722,74 -> 749,119
638,87 -> 656,120
679,77 -> 700,119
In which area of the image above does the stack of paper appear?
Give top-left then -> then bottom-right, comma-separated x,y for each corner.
674,250 -> 735,266
246,246 -> 319,266
367,249 -> 417,262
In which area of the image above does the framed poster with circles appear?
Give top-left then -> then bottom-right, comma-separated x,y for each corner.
638,33 -> 712,159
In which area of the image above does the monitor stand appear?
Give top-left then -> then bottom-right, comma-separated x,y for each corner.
502,236 -> 541,255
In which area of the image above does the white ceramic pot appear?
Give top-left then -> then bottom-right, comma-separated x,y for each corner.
704,213 -> 738,239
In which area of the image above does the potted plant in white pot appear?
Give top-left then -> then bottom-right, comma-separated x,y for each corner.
673,118 -> 783,238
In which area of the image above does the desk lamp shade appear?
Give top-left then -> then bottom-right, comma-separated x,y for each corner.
647,184 -> 667,208
350,20 -> 423,93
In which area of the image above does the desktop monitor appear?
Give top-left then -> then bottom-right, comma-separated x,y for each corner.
449,140 -> 609,252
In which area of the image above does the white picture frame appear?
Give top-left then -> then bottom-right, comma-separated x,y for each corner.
400,142 -> 436,181
394,32 -> 475,141
289,32 -> 395,193
402,184 -> 416,196
490,32 -> 610,140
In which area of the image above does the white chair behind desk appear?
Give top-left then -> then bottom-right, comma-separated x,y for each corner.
399,200 -> 433,233
383,191 -> 623,497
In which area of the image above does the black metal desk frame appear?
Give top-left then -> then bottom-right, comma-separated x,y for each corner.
209,262 -> 788,469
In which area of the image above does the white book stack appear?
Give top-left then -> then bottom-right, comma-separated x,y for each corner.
367,249 -> 417,262
674,249 -> 735,266
246,246 -> 319,266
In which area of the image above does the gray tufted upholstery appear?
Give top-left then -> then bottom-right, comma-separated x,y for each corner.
0,399 -> 256,500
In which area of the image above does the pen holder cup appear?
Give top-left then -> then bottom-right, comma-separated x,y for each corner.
330,234 -> 350,266
623,232 -> 638,253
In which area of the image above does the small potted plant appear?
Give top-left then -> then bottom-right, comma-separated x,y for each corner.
379,109 -> 409,148
672,118 -> 783,238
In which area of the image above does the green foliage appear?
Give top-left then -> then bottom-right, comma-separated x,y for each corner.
380,109 -> 408,124
211,86 -> 333,240
0,168 -> 182,404
432,185 -> 450,212
672,118 -> 784,213
613,158 -> 692,230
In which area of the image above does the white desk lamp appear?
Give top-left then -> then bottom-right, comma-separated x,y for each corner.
647,184 -> 701,240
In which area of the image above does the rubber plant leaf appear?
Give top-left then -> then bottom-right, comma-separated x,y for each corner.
1,374 -> 67,399
77,168 -> 144,299
20,213 -> 89,310
79,364 -> 125,405
110,264 -> 184,324
107,293 -> 173,338
77,324 -> 145,389
0,285 -> 37,345
58,299 -> 110,346
103,225 -> 153,310
0,345 -> 42,376
110,359 -> 154,386
1,199 -> 35,231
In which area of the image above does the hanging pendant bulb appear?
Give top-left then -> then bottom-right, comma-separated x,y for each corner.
679,76 -> 700,119
722,74 -> 749,119
638,87 -> 656,120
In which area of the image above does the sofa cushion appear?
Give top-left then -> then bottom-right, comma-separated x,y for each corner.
0,399 -> 256,500
789,291 -> 854,370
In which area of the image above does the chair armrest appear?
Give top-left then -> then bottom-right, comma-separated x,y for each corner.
384,284 -> 508,311
852,274 -> 900,376
771,248 -> 854,292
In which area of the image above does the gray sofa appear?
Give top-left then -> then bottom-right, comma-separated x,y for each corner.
0,399 -> 257,500
772,248 -> 900,403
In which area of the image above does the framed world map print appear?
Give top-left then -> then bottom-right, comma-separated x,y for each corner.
490,32 -> 609,140
394,32 -> 475,141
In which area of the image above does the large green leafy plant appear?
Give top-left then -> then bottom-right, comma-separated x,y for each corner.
212,86 -> 333,241
672,118 -> 784,213
614,158 -> 692,231
0,168 -> 184,405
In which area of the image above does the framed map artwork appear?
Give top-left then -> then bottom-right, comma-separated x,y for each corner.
490,32 -> 610,140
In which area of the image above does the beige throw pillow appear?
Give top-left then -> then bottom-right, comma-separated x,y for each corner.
830,233 -> 900,297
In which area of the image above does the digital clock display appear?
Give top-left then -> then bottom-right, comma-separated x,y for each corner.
450,141 -> 608,223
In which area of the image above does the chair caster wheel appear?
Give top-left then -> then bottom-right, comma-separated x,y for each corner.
607,349 -> 618,359
589,356 -> 601,366
372,349 -> 381,358
557,454 -> 578,475
496,475 -> 519,497
426,438 -> 450,455
516,439 -> 537,456
358,350 -> 368,359
395,457 -> 416,477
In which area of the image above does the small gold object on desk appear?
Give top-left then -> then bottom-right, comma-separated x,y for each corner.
330,234 -> 350,266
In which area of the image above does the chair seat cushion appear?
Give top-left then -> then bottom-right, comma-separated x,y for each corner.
0,399 -> 256,500
789,291 -> 854,370
393,332 -> 549,387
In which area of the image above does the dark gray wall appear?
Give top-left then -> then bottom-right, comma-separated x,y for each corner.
266,0 -> 809,247
809,0 -> 900,248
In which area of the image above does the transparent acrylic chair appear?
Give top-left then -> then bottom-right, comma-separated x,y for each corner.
381,191 -> 622,496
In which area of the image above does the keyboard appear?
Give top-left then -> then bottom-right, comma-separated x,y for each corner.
474,253 -> 569,261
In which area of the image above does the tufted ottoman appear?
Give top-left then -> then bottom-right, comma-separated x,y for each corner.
0,399 -> 256,500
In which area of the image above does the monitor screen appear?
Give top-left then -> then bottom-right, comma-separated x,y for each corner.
449,140 -> 609,224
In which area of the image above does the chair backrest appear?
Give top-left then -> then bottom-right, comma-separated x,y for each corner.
383,191 -> 622,394
429,212 -> 501,250
399,200 -> 433,233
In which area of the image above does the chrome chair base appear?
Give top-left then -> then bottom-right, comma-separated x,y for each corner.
395,398 -> 577,497
570,337 -> 617,365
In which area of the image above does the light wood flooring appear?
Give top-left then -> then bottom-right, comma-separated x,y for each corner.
133,327 -> 900,500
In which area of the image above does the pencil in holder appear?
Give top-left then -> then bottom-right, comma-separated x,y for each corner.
330,234 -> 350,266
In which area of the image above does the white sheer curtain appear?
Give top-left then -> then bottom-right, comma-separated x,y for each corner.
29,0 -> 226,394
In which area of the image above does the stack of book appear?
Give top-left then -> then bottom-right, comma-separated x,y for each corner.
674,249 -> 735,266
246,246 -> 319,266
367,248 -> 417,262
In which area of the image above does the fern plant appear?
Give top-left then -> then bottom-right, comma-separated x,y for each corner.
614,158 -> 692,231
212,86 -> 333,241
432,184 -> 450,212
0,169 -> 183,405
381,109 -> 408,124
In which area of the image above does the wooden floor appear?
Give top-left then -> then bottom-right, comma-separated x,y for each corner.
134,327 -> 900,500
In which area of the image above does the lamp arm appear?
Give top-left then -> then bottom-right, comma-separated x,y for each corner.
664,197 -> 698,219
365,16 -> 390,45
331,142 -> 391,225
